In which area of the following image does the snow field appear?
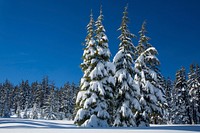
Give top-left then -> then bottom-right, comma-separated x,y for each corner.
0,118 -> 200,133
0,129 -> 198,133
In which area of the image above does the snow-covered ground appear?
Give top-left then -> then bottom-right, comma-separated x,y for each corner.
0,118 -> 200,133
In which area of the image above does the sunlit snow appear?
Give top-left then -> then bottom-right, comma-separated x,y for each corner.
0,118 -> 200,133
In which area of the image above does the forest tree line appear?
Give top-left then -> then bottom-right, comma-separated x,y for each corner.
0,77 -> 79,120
0,64 -> 199,125
168,64 -> 200,124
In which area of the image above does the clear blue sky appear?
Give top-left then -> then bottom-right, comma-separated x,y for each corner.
0,0 -> 199,86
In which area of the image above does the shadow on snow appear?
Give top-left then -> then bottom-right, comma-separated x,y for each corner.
0,118 -> 200,132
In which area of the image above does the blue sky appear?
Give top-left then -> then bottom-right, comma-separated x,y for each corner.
0,0 -> 199,86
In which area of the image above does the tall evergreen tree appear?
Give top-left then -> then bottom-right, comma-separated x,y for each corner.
74,10 -> 96,126
149,65 -> 167,124
31,103 -> 39,119
23,81 -> 31,118
43,84 -> 58,120
2,80 -> 13,118
165,78 -> 173,124
12,86 -> 20,114
71,83 -> 79,120
75,7 -> 115,127
87,6 -> 115,127
195,64 -> 200,123
60,82 -> 71,119
172,67 -> 190,124
134,22 -> 166,126
31,82 -> 40,111
19,80 -> 30,111
196,64 -> 200,82
60,82 -> 78,120
42,77 -> 50,107
34,83 -> 43,108
113,5 -> 140,127
188,64 -> 200,124
0,84 -> 4,117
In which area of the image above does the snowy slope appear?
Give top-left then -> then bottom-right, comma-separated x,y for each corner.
0,118 -> 200,133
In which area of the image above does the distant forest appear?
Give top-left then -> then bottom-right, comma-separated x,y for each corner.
0,63 -> 199,125
0,76 -> 79,120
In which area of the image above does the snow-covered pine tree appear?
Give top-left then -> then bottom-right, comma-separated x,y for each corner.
39,77 -> 51,119
42,77 -> 50,107
195,64 -> 200,123
28,88 -> 33,111
0,84 -> 4,117
34,83 -> 43,108
164,78 -> 173,124
19,80 -> 30,111
60,82 -> 71,119
171,79 -> 178,124
71,83 -> 79,120
74,10 -> 96,126
75,7 -> 115,127
188,64 -> 200,124
188,64 -> 196,124
19,80 -> 31,119
196,64 -> 200,82
31,103 -> 39,119
16,102 -> 21,118
86,6 -> 114,127
54,88 -> 61,119
149,66 -> 167,124
43,84 -> 58,120
172,67 -> 191,124
2,80 -> 13,118
113,5 -> 140,127
67,83 -> 74,119
11,86 -> 20,115
30,82 -> 40,119
134,22 -> 166,126
23,106 -> 29,119
33,82 -> 45,119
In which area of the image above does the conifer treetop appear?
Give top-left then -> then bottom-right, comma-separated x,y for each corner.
136,21 -> 152,58
118,5 -> 135,44
95,5 -> 110,61
85,9 -> 95,44
139,21 -> 147,36
95,5 -> 105,33
81,9 -> 96,73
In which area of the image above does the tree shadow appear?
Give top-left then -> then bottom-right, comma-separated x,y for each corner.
0,118 -> 74,128
0,118 -> 200,132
